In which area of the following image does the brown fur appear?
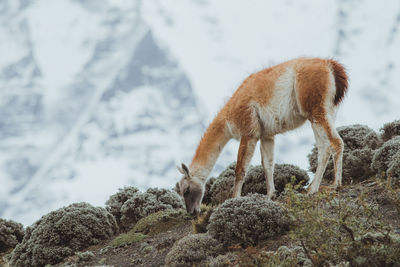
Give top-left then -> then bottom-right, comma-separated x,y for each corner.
181,58 -> 348,214
329,59 -> 349,106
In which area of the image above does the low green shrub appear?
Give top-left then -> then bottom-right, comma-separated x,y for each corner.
282,183 -> 400,266
132,209 -> 190,235
202,177 -> 216,205
242,164 -> 309,196
10,202 -> 118,267
105,186 -> 139,225
119,188 -> 183,231
208,162 -> 236,205
208,194 -> 291,247
0,219 -> 24,253
111,231 -> 146,248
371,136 -> 400,182
165,233 -> 223,267
380,119 -> 400,142
308,124 -> 380,184
206,252 -> 237,267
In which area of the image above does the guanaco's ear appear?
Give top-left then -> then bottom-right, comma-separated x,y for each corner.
181,163 -> 190,176
177,165 -> 185,175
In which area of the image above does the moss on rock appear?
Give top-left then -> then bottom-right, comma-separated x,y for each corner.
165,233 -> 223,267
119,188 -> 184,231
208,194 -> 291,247
132,209 -> 190,236
0,219 -> 24,253
10,202 -> 118,267
111,231 -> 146,248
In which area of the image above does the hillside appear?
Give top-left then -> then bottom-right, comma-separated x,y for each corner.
1,0 -> 400,226
1,121 -> 400,267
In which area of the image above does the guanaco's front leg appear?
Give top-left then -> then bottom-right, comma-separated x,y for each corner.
232,136 -> 257,197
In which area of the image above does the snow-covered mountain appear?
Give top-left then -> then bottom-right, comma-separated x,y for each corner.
1,0 -> 399,225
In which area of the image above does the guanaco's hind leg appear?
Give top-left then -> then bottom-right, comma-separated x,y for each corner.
232,136 -> 257,197
308,120 -> 344,194
308,123 -> 331,194
260,136 -> 276,198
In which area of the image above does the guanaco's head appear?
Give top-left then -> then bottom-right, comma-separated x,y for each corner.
177,163 -> 203,216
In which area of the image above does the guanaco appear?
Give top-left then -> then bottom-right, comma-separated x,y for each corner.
178,57 -> 348,215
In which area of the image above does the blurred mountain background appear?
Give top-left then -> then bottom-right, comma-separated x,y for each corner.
0,0 -> 399,225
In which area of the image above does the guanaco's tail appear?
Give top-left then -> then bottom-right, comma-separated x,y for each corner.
329,59 -> 349,106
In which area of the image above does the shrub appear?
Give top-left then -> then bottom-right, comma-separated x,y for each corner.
346,232 -> 400,266
381,119 -> 400,142
192,205 -> 214,234
105,186 -> 139,225
371,137 -> 400,181
165,233 -> 223,267
120,188 -> 183,231
0,219 -> 24,252
242,164 -> 309,196
208,162 -> 236,205
263,246 -> 312,267
308,124 -> 380,184
283,183 -> 400,266
387,152 -> 400,185
10,202 -> 118,267
206,252 -> 237,267
207,194 -> 291,247
202,177 -> 216,205
234,246 -> 312,267
75,251 -> 95,263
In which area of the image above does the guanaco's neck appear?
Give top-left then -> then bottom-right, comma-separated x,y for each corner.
190,116 -> 230,182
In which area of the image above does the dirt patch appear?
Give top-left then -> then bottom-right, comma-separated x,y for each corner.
57,221 -> 192,267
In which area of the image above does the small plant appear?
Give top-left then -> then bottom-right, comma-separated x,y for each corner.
282,182 -> 400,266
206,252 -> 237,267
208,162 -> 236,205
165,233 -> 223,267
309,124 -> 380,184
192,205 -> 214,234
75,251 -> 95,263
234,246 -> 312,267
208,194 -> 291,247
371,136 -> 400,182
380,119 -> 400,142
132,209 -> 190,235
119,188 -> 184,231
10,202 -> 118,267
0,219 -> 24,253
242,164 -> 309,196
111,231 -> 147,248
202,177 -> 216,205
105,186 -> 139,225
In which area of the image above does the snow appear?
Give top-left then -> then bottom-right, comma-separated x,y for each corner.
0,0 -> 399,225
